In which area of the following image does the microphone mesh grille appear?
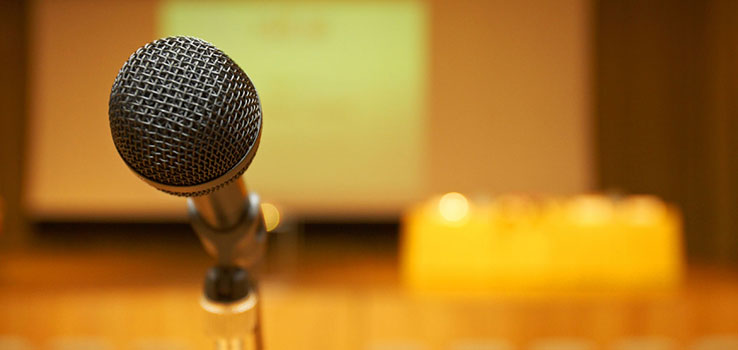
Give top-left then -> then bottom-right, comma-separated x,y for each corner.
108,36 -> 261,193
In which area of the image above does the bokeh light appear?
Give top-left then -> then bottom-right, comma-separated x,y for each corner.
261,202 -> 281,232
438,192 -> 469,223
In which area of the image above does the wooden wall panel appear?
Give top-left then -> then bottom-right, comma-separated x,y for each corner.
595,0 -> 738,262
0,0 -> 28,243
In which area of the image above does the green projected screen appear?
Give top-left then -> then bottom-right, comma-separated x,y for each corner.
160,1 -> 428,215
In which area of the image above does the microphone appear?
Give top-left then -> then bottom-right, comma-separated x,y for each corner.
108,36 -> 266,270
109,36 -> 267,349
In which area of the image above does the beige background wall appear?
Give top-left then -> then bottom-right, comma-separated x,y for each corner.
429,0 -> 591,196
24,0 -> 591,220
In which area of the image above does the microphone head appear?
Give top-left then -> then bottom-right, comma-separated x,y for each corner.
108,36 -> 262,197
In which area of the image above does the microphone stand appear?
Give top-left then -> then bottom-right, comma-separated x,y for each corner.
187,182 -> 267,350
200,267 -> 263,350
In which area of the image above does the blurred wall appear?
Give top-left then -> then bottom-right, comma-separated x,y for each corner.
25,0 -> 165,220
595,0 -> 738,263
23,0 -> 592,220
428,0 -> 592,195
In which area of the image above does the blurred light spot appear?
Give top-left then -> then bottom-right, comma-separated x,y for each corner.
133,338 -> 191,350
530,338 -> 593,350
366,340 -> 427,350
0,336 -> 30,350
568,195 -> 613,226
613,336 -> 676,350
50,337 -> 112,350
450,338 -> 513,350
262,202 -> 281,232
620,195 -> 667,226
496,195 -> 538,223
692,335 -> 738,350
438,192 -> 469,223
